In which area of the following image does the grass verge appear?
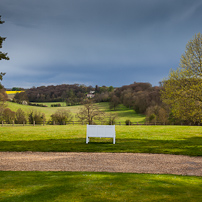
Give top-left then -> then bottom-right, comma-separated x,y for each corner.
0,125 -> 202,156
0,171 -> 202,202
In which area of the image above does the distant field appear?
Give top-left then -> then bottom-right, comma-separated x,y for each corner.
6,101 -> 146,123
6,91 -> 24,94
6,91 -> 25,100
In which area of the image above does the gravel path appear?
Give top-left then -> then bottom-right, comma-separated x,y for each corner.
1,152 -> 202,176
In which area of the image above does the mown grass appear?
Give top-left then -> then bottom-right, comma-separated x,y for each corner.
6,102 -> 146,123
0,171 -> 202,202
1,125 -> 202,156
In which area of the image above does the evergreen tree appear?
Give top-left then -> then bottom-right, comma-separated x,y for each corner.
0,16 -> 9,81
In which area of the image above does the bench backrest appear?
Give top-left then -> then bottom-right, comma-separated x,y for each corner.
87,125 -> 115,138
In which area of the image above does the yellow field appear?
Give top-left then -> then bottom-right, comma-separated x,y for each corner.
6,91 -> 24,94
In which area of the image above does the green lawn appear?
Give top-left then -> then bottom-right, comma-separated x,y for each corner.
6,102 -> 146,123
1,125 -> 202,201
1,125 -> 202,156
0,171 -> 201,202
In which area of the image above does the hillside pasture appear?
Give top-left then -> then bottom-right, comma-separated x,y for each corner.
6,102 -> 146,123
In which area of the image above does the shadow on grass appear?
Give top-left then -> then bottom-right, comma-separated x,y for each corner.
0,137 -> 202,156
0,172 -> 202,202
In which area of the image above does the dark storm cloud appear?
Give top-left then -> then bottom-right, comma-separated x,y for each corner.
0,0 -> 202,88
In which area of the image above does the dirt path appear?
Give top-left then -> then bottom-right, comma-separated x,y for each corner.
1,152 -> 202,176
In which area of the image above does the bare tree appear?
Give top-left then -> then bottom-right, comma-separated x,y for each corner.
107,112 -> 118,125
109,94 -> 120,111
76,101 -> 105,125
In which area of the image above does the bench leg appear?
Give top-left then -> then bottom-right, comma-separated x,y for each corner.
113,137 -> 115,144
86,136 -> 89,144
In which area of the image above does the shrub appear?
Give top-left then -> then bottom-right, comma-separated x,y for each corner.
3,108 -> 15,124
146,105 -> 169,124
125,119 -> 131,125
51,104 -> 61,107
148,114 -> 156,122
28,110 -> 46,124
0,104 -> 5,122
51,109 -> 73,125
15,108 -> 27,124
107,113 -> 118,125
29,103 -> 48,107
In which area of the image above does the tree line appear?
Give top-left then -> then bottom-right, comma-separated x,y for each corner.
13,82 -> 162,107
13,84 -> 114,104
11,81 -> 164,123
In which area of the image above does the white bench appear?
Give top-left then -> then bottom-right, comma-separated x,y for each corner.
86,125 -> 116,144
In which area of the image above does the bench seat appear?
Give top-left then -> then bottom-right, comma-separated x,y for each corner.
86,125 -> 116,144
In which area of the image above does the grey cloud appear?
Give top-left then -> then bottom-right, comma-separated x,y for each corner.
0,0 -> 202,88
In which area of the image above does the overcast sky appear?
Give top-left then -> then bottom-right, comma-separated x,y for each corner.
1,0 -> 202,88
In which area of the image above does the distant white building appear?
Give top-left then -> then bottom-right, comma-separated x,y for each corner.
87,91 -> 95,98
22,101 -> 28,105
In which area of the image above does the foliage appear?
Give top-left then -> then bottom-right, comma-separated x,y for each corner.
28,110 -> 46,124
0,103 -> 5,121
12,87 -> 24,91
146,105 -> 169,124
0,16 -> 9,113
3,108 -> 15,123
115,82 -> 162,114
94,92 -> 110,102
51,103 -> 61,107
76,101 -> 105,124
161,33 -> 202,124
26,84 -> 94,103
125,119 -> 131,125
13,92 -> 29,104
15,108 -> 27,124
51,109 -> 73,125
29,103 -> 47,107
0,16 -> 9,82
109,93 -> 120,110
0,87 -> 7,103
